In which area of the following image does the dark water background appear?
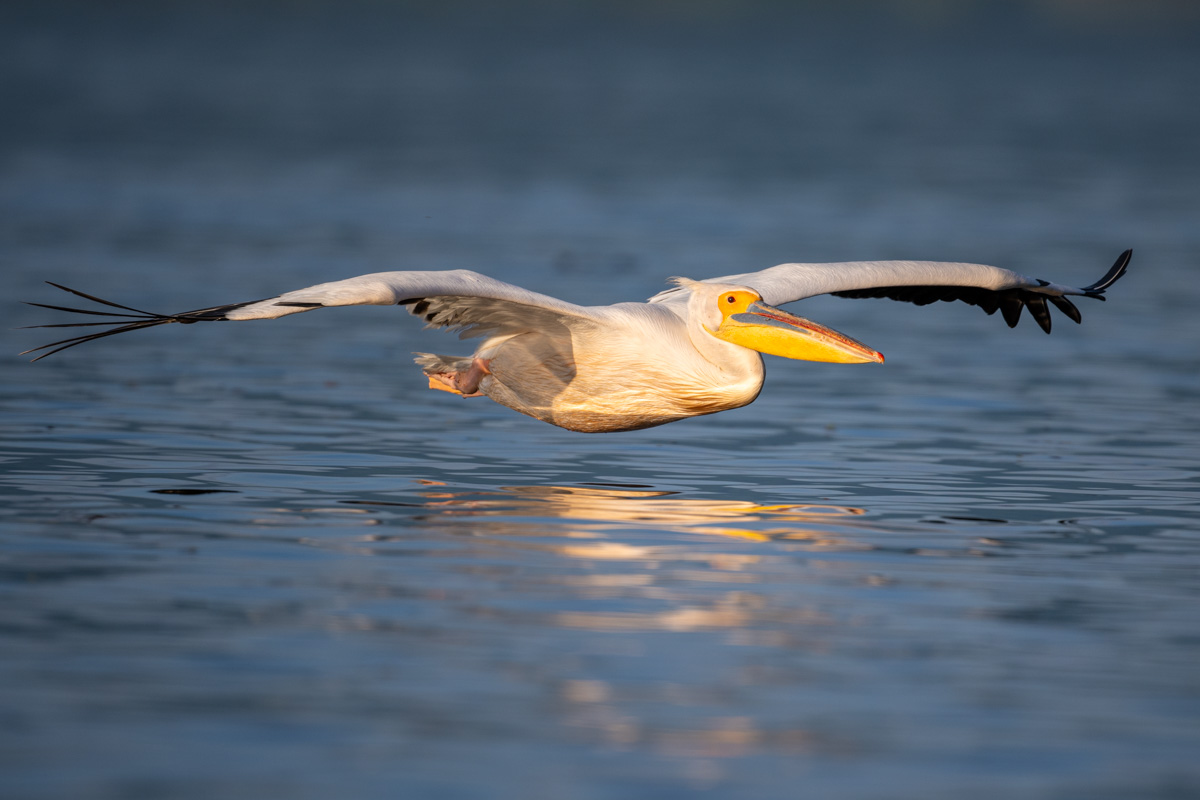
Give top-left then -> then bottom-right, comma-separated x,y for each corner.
3,2 -> 1199,798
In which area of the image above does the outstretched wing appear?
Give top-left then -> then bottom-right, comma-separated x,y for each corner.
650,250 -> 1132,333
21,270 -> 596,361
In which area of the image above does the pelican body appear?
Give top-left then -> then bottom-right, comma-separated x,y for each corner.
23,251 -> 1131,433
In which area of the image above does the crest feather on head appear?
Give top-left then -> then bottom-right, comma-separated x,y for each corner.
648,276 -> 732,305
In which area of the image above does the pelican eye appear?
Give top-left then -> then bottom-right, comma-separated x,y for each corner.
726,295 -> 736,304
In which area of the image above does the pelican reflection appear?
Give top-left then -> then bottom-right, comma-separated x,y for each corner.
345,483 -> 867,548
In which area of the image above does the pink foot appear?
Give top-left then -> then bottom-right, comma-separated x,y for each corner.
426,358 -> 491,397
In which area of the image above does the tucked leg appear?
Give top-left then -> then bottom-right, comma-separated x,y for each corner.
425,357 -> 491,397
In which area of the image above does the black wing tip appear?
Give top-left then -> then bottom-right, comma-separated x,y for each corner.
22,283 -> 266,362
1082,248 -> 1132,294
826,247 -> 1132,336
1047,295 -> 1082,325
21,319 -> 166,361
999,295 -> 1023,328
1025,295 -> 1053,333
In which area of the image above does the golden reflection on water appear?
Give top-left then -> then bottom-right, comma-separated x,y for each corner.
326,484 -> 874,634
310,484 -> 872,759
346,483 -> 867,545
559,679 -> 827,762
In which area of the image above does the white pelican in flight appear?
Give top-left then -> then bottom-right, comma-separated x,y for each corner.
24,250 -> 1131,433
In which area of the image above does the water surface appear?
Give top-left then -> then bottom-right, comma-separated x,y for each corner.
3,3 -> 1200,798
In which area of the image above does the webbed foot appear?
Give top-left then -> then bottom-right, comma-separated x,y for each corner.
424,358 -> 491,397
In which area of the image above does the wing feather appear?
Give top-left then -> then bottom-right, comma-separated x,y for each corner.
22,270 -> 597,360
225,269 -> 590,321
651,250 -> 1131,334
227,269 -> 600,340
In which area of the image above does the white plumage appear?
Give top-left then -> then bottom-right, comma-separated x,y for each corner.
24,250 -> 1131,433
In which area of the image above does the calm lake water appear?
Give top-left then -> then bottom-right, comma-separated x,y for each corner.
3,3 -> 1199,798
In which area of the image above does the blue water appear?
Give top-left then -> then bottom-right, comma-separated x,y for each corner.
3,3 -> 1200,798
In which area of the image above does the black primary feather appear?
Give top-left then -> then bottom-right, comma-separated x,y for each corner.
831,249 -> 1131,334
1082,249 -> 1132,294
20,282 -> 271,361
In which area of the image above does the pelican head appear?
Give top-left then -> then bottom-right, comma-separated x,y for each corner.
701,286 -> 884,364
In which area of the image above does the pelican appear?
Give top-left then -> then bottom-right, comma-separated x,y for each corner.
23,250 -> 1131,433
